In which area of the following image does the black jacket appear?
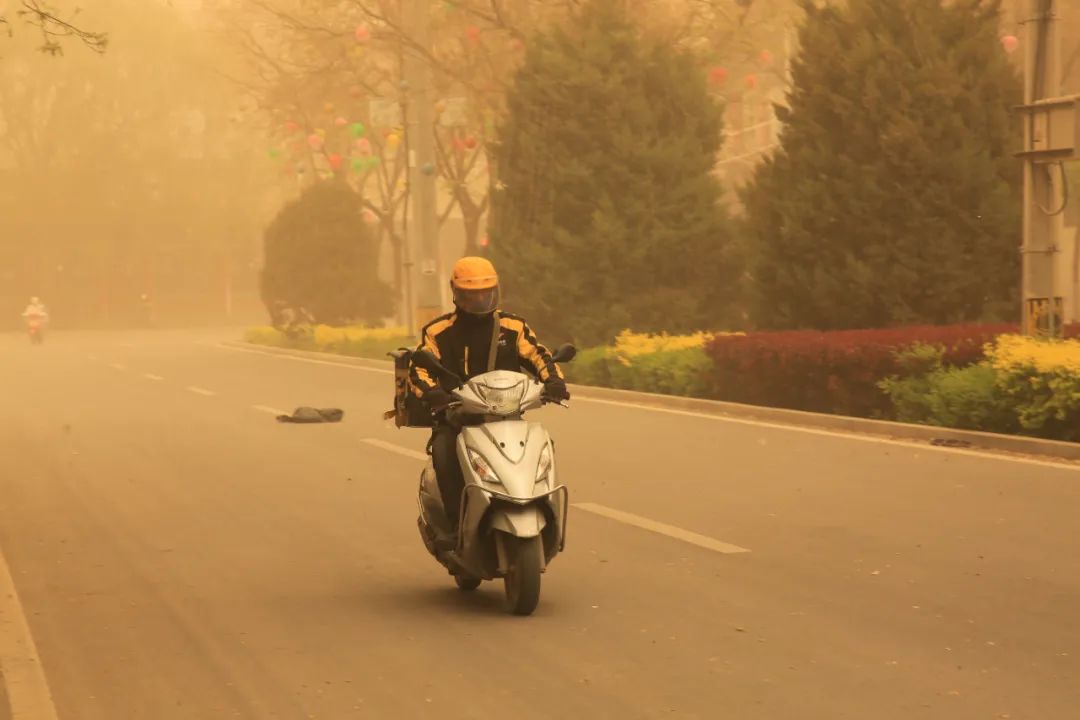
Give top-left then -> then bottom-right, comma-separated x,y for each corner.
409,310 -> 563,399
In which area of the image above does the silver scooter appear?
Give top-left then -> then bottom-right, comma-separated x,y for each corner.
411,345 -> 575,616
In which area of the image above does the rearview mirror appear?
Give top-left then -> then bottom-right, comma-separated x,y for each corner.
551,343 -> 577,364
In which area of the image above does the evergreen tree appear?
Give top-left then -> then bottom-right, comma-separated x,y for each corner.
741,0 -> 1022,330
490,0 -> 737,346
260,181 -> 393,325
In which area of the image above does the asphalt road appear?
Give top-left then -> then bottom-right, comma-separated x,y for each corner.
1,329 -> 1078,720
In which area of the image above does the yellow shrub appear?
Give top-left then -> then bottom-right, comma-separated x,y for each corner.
245,326 -> 285,346
988,334 -> 1080,375
609,330 -> 744,365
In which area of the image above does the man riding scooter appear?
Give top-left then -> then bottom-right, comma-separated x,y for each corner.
22,296 -> 49,344
408,257 -> 571,543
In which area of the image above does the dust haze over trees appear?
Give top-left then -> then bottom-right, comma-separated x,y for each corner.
0,0 -> 277,329
261,181 -> 393,325
740,0 -> 1022,331
491,0 -> 738,346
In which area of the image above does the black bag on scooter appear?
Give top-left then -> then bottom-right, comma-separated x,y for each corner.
384,348 -> 435,428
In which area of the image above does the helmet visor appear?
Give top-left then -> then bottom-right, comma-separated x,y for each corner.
453,284 -> 500,315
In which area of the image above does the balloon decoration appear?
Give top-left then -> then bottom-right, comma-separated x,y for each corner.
268,148 -> 282,160
356,137 -> 372,154
354,24 -> 371,42
284,120 -> 300,133
335,117 -> 348,127
464,136 -> 477,150
708,66 -> 728,86
329,153 -> 344,170
350,122 -> 366,138
352,158 -> 366,173
386,132 -> 401,150
478,235 -> 489,248
465,26 -> 481,44
744,73 -> 758,90
1001,35 -> 1019,54
307,133 -> 324,150
759,49 -> 773,66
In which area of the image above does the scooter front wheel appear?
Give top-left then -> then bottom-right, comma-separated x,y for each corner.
503,535 -> 542,616
454,574 -> 482,591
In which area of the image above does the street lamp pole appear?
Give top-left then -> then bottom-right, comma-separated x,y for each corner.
403,0 -> 442,335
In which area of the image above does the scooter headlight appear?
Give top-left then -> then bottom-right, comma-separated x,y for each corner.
467,448 -> 501,485
473,380 -> 526,415
536,443 -> 553,482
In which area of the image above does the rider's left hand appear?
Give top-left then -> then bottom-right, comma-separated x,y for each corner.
543,379 -> 570,403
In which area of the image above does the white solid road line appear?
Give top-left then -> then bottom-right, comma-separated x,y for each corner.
143,373 -> 164,381
572,395 -> 1080,472
223,341 -> 1080,472
186,386 -> 216,397
574,502 -> 751,554
0,545 -> 60,720
217,343 -> 392,375
361,438 -> 429,461
252,405 -> 288,416
359,438 -> 749,553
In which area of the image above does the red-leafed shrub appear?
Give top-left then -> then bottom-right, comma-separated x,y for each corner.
704,324 -> 1080,418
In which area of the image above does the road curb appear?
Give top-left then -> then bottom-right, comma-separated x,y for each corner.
226,341 -> 1080,462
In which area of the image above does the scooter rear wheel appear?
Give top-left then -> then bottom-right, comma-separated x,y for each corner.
503,536 -> 542,616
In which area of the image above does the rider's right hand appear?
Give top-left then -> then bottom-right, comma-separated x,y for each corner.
423,388 -> 455,411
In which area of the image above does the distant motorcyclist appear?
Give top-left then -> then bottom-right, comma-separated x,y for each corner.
408,257 -> 569,536
22,297 -> 48,323
22,297 -> 49,344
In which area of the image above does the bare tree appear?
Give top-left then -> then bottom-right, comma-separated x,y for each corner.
2,1 -> 108,55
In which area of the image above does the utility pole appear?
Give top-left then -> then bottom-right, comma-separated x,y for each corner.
1019,0 -> 1069,336
402,0 -> 442,334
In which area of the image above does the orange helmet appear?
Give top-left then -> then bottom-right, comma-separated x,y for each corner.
451,257 -> 499,315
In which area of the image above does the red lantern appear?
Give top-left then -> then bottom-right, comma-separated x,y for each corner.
354,24 -> 371,43
478,235 -> 490,248
708,66 -> 728,86
759,49 -> 772,66
465,26 -> 481,44
1001,35 -> 1019,54
349,86 -> 363,98
284,120 -> 300,133
464,136 -> 478,150
329,153 -> 344,170
744,73 -> 758,90
307,133 -> 324,150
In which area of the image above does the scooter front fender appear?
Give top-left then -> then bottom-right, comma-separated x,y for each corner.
489,505 -> 547,538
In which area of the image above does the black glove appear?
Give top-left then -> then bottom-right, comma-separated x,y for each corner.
543,378 -> 570,403
423,388 -> 455,411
